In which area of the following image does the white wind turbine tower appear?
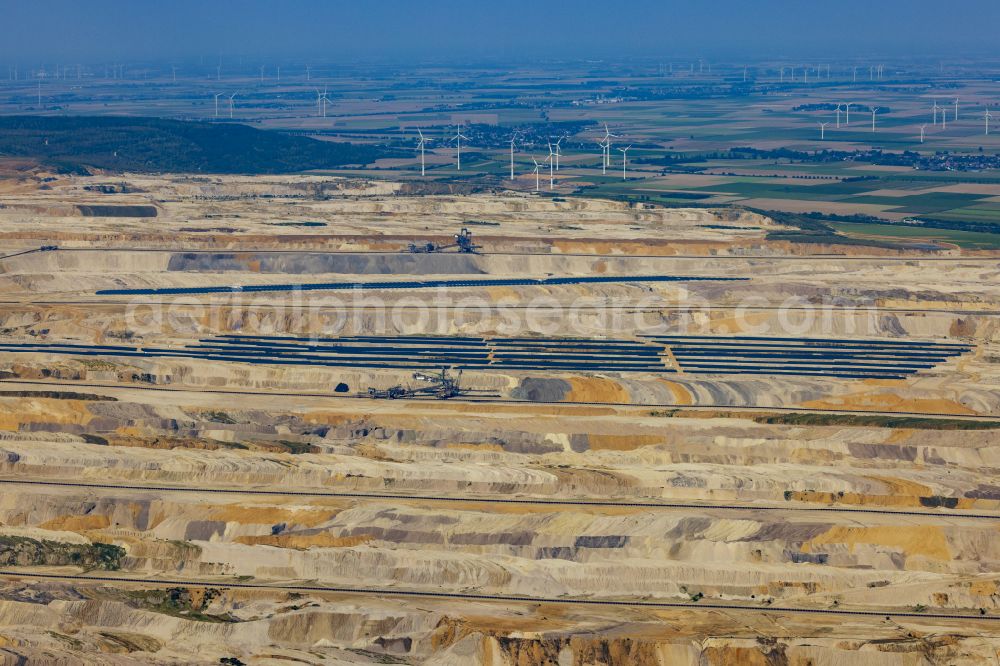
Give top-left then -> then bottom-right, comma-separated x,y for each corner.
172,66 -> 177,83
871,106 -> 878,132
531,158 -> 542,191
779,67 -> 784,83
920,124 -> 927,143
619,145 -> 632,180
552,136 -> 564,171
316,87 -> 329,117
259,65 -> 265,84
932,101 -> 939,125
546,143 -> 556,189
941,105 -> 947,129
601,123 -> 617,171
451,127 -> 469,171
835,104 -> 842,128
228,92 -> 239,119
305,65 -> 311,81
852,66 -> 858,82
416,129 -> 430,176
213,92 -> 223,118
819,122 -> 829,140
276,65 -> 280,82
597,135 -> 609,174
953,98 -> 959,121
508,134 -> 518,180
844,102 -> 852,126
986,109 -> 993,135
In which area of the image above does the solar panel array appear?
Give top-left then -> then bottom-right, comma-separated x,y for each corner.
95,274 -> 746,296
649,335 -> 972,380
0,334 -> 971,380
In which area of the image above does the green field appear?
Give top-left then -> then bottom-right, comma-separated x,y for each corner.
829,221 -> 1000,249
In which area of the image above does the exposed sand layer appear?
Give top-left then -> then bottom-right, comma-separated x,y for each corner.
0,171 -> 998,663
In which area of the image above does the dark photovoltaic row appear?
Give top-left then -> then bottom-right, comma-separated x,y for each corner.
649,334 -> 972,379
0,334 -> 970,380
94,274 -> 747,296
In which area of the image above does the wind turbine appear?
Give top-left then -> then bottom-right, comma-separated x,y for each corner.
844,102 -> 852,126
315,87 -> 329,117
920,124 -> 927,143
932,101 -> 939,125
852,66 -> 857,82
228,92 -> 238,119
835,104 -> 842,128
986,110 -> 993,135
546,143 -> 556,189
416,129 -> 430,176
779,67 -> 784,83
531,158 -> 542,192
451,126 -> 469,171
871,107 -> 878,133
305,65 -> 311,81
819,122 -> 829,140
597,136 -> 609,174
259,65 -> 265,84
213,92 -> 223,118
619,145 -> 632,180
554,136 -> 565,170
601,123 -> 617,170
941,105 -> 947,129
508,134 -> 518,180
953,98 -> 959,121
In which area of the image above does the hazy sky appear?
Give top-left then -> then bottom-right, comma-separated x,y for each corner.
3,0 -> 997,63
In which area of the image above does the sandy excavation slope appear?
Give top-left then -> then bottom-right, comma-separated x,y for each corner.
0,168 -> 999,663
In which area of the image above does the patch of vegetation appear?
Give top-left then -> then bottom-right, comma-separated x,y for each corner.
829,222 -> 1000,250
80,433 -> 109,446
77,359 -> 119,371
0,116 -> 401,174
754,209 -> 910,249
275,440 -> 319,455
751,413 -> 1000,430
0,536 -> 124,570
124,587 -> 237,623
0,390 -> 117,401
203,410 -> 238,425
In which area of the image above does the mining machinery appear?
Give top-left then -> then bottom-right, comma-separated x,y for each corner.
365,368 -> 464,400
407,227 -> 482,254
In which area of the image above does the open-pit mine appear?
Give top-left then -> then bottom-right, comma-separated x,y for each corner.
0,165 -> 999,664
